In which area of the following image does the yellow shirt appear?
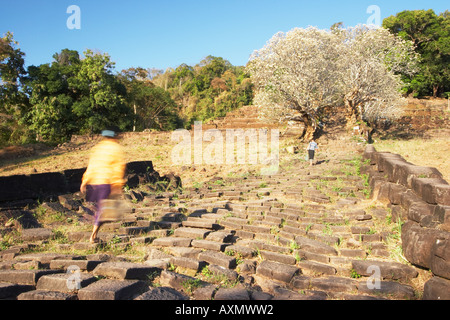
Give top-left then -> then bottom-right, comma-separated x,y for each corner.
82,139 -> 126,188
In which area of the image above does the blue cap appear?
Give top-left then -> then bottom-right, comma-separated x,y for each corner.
101,130 -> 116,138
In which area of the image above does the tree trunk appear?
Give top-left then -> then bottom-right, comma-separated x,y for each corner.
344,98 -> 373,141
300,113 -> 316,141
133,104 -> 137,132
433,85 -> 439,98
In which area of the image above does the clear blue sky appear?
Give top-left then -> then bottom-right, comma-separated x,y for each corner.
1,0 -> 448,72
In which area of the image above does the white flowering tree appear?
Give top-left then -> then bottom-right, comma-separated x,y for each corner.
337,25 -> 419,137
247,27 -> 343,141
247,25 -> 418,141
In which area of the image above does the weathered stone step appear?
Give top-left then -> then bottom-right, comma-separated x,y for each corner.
78,279 -> 149,300
205,230 -> 235,243
256,260 -> 299,284
0,282 -> 34,299
292,275 -> 357,294
21,228 -> 54,241
152,237 -> 192,247
17,289 -> 77,300
134,286 -> 189,300
36,273 -> 97,292
170,256 -> 206,272
260,250 -> 297,265
298,260 -> 337,276
119,226 -> 150,235
49,259 -> 103,272
92,262 -> 161,280
198,250 -> 237,269
0,269 -> 64,286
191,239 -> 230,252
294,236 -> 338,256
351,260 -> 418,281
159,270 -> 208,293
173,227 -> 211,239
357,280 -> 416,299
224,245 -> 256,258
181,219 -> 221,230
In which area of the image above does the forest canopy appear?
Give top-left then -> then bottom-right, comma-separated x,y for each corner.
0,9 -> 448,147
0,37 -> 252,146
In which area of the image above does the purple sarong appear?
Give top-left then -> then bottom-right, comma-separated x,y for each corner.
86,184 -> 111,227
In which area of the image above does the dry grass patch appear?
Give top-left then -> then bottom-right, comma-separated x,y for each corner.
373,132 -> 450,182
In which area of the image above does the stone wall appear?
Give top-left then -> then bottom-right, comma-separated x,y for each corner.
362,145 -> 450,300
0,161 -> 157,207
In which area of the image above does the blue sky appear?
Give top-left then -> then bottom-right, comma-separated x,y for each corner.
1,0 -> 448,72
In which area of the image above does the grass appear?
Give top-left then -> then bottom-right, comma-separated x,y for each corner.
373,134 -> 450,182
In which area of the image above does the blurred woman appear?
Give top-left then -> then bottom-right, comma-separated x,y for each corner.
80,127 -> 126,244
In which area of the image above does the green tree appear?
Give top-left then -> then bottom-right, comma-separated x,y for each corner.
0,32 -> 29,146
153,56 -> 253,126
70,49 -> 132,135
383,9 -> 450,97
119,67 -> 182,131
24,49 -> 133,143
24,49 -> 81,142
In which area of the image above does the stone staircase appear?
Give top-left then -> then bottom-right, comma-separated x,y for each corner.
0,152 -> 425,301
196,105 -> 305,137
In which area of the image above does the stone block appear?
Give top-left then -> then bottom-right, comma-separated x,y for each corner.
423,276 -> 450,300
17,290 -> 77,300
375,153 -> 405,173
214,287 -> 250,300
430,237 -> 450,280
394,164 -> 443,189
374,180 -> 390,204
21,228 -> 54,241
411,177 -> 448,204
159,270 -> 207,292
260,250 -> 296,265
388,184 -> 407,205
134,286 -> 189,300
198,250 -> 236,269
309,276 -> 357,292
205,231 -> 234,243
0,270 -> 63,285
191,239 -> 229,252
224,245 -> 255,258
407,201 -> 435,223
256,260 -> 299,283
173,227 -> 211,239
92,262 -> 161,280
78,279 -> 148,300
294,236 -> 338,256
36,273 -> 97,292
152,237 -> 192,247
434,205 -> 450,232
193,284 -> 218,300
170,257 -> 206,272
182,220 -> 221,230
357,280 -> 415,299
0,282 -> 34,299
400,189 -> 422,210
351,260 -> 418,281
208,264 -> 239,282
298,260 -> 337,276
423,184 -> 450,206
402,221 -> 449,269
49,259 -> 103,272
